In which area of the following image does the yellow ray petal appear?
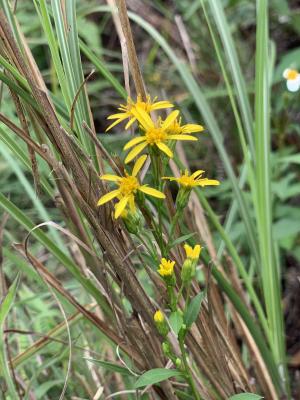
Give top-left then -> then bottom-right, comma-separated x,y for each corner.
156,142 -> 173,158
128,195 -> 136,212
161,110 -> 180,130
132,155 -> 148,177
105,118 -> 125,132
100,174 -> 121,182
150,101 -> 174,110
196,179 -> 220,187
114,196 -> 130,219
124,136 -> 146,150
125,142 -> 148,164
161,176 -> 177,181
97,189 -> 121,206
107,113 -> 130,120
138,185 -> 166,199
125,117 -> 137,130
191,170 -> 204,178
182,124 -> 204,133
167,134 -> 198,141
132,107 -> 154,130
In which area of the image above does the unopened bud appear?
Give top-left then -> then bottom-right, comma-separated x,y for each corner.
121,209 -> 142,234
154,310 -> 169,336
176,187 -> 191,210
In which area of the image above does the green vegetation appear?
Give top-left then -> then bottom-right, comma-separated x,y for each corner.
0,1 -> 299,399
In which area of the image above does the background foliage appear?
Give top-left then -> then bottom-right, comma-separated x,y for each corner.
0,0 -> 299,399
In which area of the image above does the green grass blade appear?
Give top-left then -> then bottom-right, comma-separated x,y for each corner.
0,193 -> 108,311
210,266 -> 281,392
80,40 -> 127,99
0,143 -> 62,248
0,274 -> 21,400
255,0 -> 287,393
208,0 -> 255,158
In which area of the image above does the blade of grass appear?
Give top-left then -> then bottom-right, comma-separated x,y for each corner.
207,0 -> 255,159
0,126 -> 53,196
11,306 -> 95,368
0,193 -> 109,312
0,273 -> 20,400
79,40 -> 127,99
254,0 -> 287,393
50,0 -> 93,153
0,143 -> 62,248
209,265 -> 281,393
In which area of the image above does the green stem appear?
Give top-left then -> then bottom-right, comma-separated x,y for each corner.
150,152 -> 166,256
176,284 -> 184,304
167,207 -> 183,252
167,285 -> 177,312
179,338 -> 201,400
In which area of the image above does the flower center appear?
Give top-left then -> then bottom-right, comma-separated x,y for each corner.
177,175 -> 195,187
119,176 -> 139,196
287,69 -> 298,80
136,101 -> 152,113
145,128 -> 167,144
167,120 -> 182,135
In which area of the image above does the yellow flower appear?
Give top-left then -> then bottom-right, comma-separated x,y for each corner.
283,68 -> 300,92
97,155 -> 165,218
123,109 -> 198,163
163,169 -> 220,188
154,310 -> 164,323
167,117 -> 204,135
158,258 -> 175,277
105,94 -> 173,131
184,244 -> 201,260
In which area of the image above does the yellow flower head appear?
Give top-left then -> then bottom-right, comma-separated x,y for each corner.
154,310 -> 164,323
106,94 -> 173,131
123,109 -> 199,163
283,68 -> 300,92
158,258 -> 175,277
163,169 -> 220,188
97,155 -> 165,219
167,117 -> 204,135
184,244 -> 201,260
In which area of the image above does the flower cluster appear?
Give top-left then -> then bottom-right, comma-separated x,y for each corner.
100,94 -> 216,395
97,94 -> 219,219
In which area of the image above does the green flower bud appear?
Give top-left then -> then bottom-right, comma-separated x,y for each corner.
162,341 -> 171,356
176,187 -> 191,211
154,310 -> 170,337
175,358 -> 182,368
121,208 -> 142,234
181,258 -> 196,284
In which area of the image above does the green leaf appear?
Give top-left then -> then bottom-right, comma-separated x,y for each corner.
278,154 -> 300,164
169,232 -> 196,248
273,219 -> 300,241
175,389 -> 194,400
134,368 -> 182,389
0,274 -> 21,400
184,291 -> 205,328
229,394 -> 263,400
85,359 -> 134,376
169,311 -> 183,336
